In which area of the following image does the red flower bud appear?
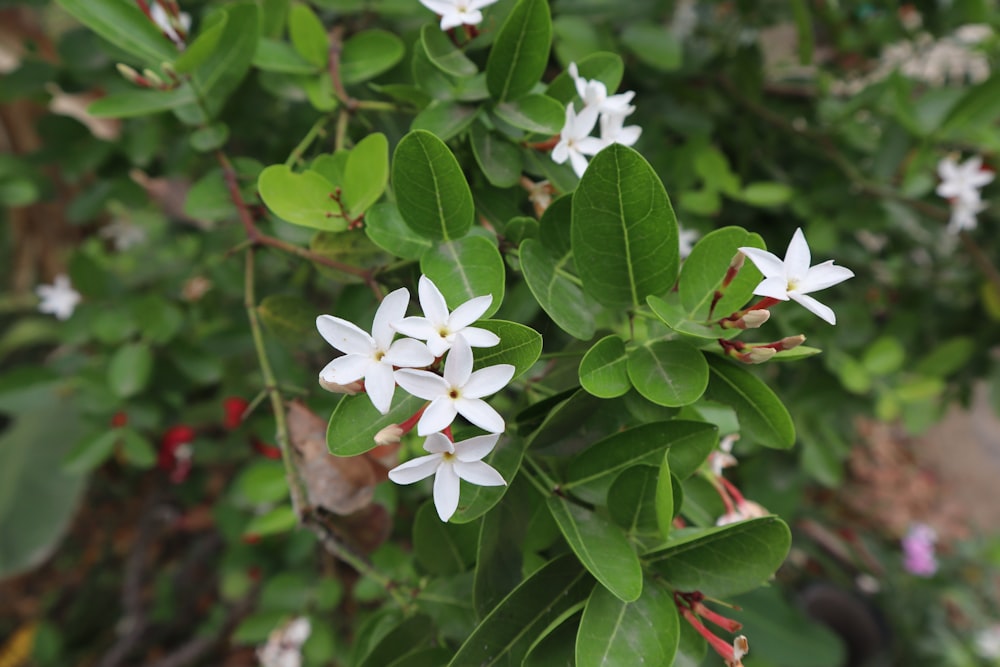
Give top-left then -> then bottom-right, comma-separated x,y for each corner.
159,425 -> 196,482
251,438 -> 282,460
110,411 -> 128,428
223,396 -> 250,430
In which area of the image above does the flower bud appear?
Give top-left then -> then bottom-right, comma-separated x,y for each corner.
116,63 -> 148,87
142,68 -> 165,88
741,309 -> 770,329
318,377 -> 364,395
746,347 -> 776,364
223,396 -> 249,430
776,334 -> 806,351
374,424 -> 403,446
733,635 -> 749,662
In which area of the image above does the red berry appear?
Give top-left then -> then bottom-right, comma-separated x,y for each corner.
223,396 -> 249,430
110,411 -> 128,428
251,438 -> 282,460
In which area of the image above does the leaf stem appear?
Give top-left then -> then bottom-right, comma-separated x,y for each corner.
285,115 -> 331,167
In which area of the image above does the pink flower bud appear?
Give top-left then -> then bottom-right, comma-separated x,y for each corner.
746,347 -> 776,364
741,310 -> 770,329
318,377 -> 364,395
374,424 -> 403,446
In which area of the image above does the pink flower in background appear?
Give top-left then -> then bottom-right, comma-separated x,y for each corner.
901,523 -> 938,577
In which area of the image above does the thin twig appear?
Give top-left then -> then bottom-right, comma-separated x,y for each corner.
328,26 -> 358,112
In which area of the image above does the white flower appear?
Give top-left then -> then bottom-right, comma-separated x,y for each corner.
392,275 -> 499,357
937,155 -> 994,204
36,274 -> 81,321
567,62 -> 636,116
975,625 -> 1000,659
150,1 -> 191,44
99,219 -> 146,251
388,432 -> 505,521
257,616 -> 311,667
317,288 -> 434,414
552,104 -> 603,177
716,499 -> 769,526
738,228 -> 855,325
947,194 -> 988,234
394,336 -> 514,435
709,433 -> 739,476
599,110 -> 641,149
678,225 -> 699,259
419,0 -> 497,30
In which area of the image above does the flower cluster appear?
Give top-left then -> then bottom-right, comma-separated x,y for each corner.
317,275 -> 512,521
936,155 -> 994,234
552,63 -> 641,177
419,0 -> 497,31
36,274 -> 81,321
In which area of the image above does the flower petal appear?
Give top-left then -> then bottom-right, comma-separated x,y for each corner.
751,276 -> 792,301
458,327 -> 501,348
454,459 -> 506,486
789,292 -> 836,325
800,261 -> 855,293
388,453 -> 441,484
392,316 -> 438,341
454,433 -> 501,461
424,432 -> 455,454
426,335 -> 451,357
394,368 -> 448,400
372,287 -> 410,351
552,139 -> 570,164
364,362 -> 396,414
574,105 -> 600,136
454,397 -> 505,433
385,338 -> 434,368
576,136 -> 605,156
320,354 -> 370,384
418,398 -> 458,436
569,150 -> 589,177
448,295 -> 492,330
433,461 -> 461,521
783,228 -> 811,281
317,315 -> 374,356
738,247 -> 785,279
418,275 -> 450,326
438,11 -> 464,30
462,364 -> 514,398
444,336 -> 474,387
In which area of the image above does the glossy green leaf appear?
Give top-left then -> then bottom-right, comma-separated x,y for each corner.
579,335 -> 630,398
107,342 -> 153,399
606,465 -> 660,538
88,87 -> 197,118
392,130 -> 474,240
519,239 -> 597,340
253,38 -> 319,74
572,144 -> 678,309
340,30 -> 405,84
644,517 -> 792,597
473,478 -> 533,617
493,95 -> 564,134
655,452 -> 674,540
523,611 -> 579,667
678,226 -> 765,322
547,496 -> 642,602
364,202 -> 433,260
470,124 -> 522,188
359,615 -> 435,667
576,576 -> 679,667
327,392 -> 426,456
705,356 -> 795,448
54,0 -> 179,65
451,435 -> 527,524
413,502 -> 478,575
63,429 -> 119,474
289,2 -> 329,67
627,341 -> 708,408
258,164 -> 346,231
411,102 -> 479,142
420,235 -> 504,318
420,24 -> 477,77
546,52 -> 623,106
343,133 -> 388,219
486,0 -> 552,101
471,320 -> 542,380
448,555 -> 592,667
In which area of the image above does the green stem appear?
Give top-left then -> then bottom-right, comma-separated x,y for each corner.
523,454 -> 559,494
285,115 -> 331,167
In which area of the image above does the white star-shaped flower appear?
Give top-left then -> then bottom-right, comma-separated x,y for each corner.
392,275 -> 499,357
738,228 -> 855,325
599,110 -> 641,149
552,104 -> 603,177
936,155 -> 994,204
257,616 -> 311,667
150,1 -> 191,44
317,288 -> 434,415
394,336 -> 513,435
36,274 -> 81,321
568,62 -> 636,116
419,0 -> 498,30
947,194 -> 988,233
388,431 -> 506,521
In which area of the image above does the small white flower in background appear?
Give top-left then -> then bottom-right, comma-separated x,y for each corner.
599,110 -> 641,149
149,1 -> 191,45
317,288 -> 434,414
947,195 -> 988,234
257,616 -> 311,667
709,433 -> 739,477
392,275 -> 499,357
419,0 -> 497,30
738,228 -> 855,325
394,336 -> 514,436
568,62 -> 635,117
975,624 -> 1000,660
388,432 -> 506,521
552,104 -> 603,177
716,499 -> 769,527
36,274 -> 81,321
99,218 -> 147,251
678,225 -> 699,259
937,155 -> 994,204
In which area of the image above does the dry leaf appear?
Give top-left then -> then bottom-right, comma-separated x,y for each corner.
46,84 -> 121,141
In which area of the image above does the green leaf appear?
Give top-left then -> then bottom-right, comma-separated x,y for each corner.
941,74 -> 1000,135
546,52 -> 623,106
579,335 -> 630,398
184,170 -> 234,222
655,453 -> 674,540
474,478 -> 532,617
572,144 -> 679,309
173,17 -> 225,73
343,133 -> 389,219
258,164 -> 346,231
734,587 -> 846,667
327,392 -> 426,456
63,430 -> 119,474
120,428 -> 156,468
413,502 -> 478,574
448,555 -> 593,667
470,124 -> 522,188
189,122 -> 230,152
231,460 -> 289,506
862,335 -> 905,376
244,504 -> 298,536
411,102 -> 479,142
188,3 -> 260,119
289,2 -> 329,67
312,151 -> 349,187
88,86 -> 197,118
471,320 -> 542,380
451,435 -> 528,524
547,497 -> 642,602
705,356 -> 795,448
340,30 -> 404,84
364,202 -> 433,260
493,95 -> 564,135
576,576 -> 679,667
677,226 -> 764,322
258,294 -> 316,342
420,236 -> 505,318
358,615 -> 435,667
519,239 -> 597,340
739,182 -> 793,207
254,38 -> 319,74
420,24 -> 477,77
645,517 -> 792,597
54,0 -> 178,65
392,130 -> 474,240
915,337 -> 974,377
107,342 -> 153,399
486,0 -> 552,101
627,341 -> 708,407
621,23 -> 681,71
606,465 -> 660,538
